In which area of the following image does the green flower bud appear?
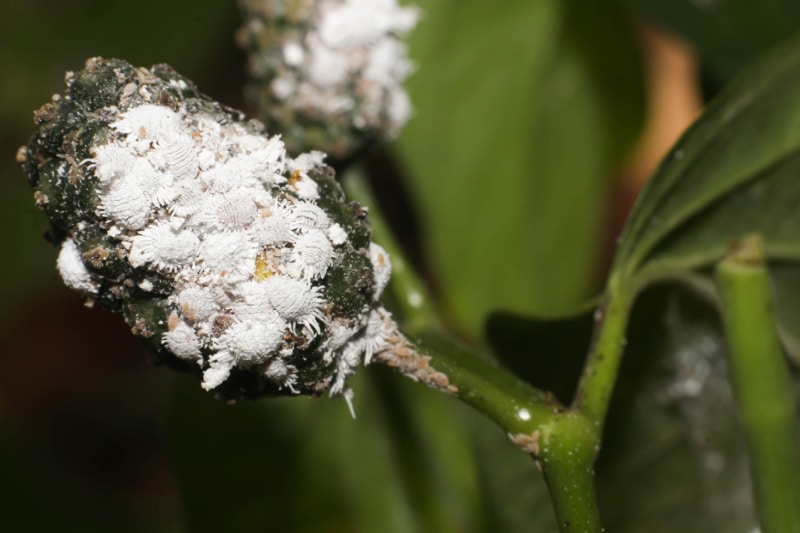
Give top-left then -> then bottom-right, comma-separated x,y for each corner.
19,57 -> 395,401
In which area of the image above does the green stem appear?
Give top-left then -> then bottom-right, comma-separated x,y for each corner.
344,166 -> 604,531
573,279 -> 633,424
539,413 -> 602,532
715,235 -> 800,533
409,329 -> 555,432
376,329 -> 603,532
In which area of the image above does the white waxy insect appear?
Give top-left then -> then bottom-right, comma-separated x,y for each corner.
239,134 -> 287,179
162,319 -> 202,362
98,176 -> 152,229
330,340 -> 365,395
174,284 -> 220,322
280,200 -> 330,232
197,149 -> 217,171
362,308 -> 393,364
271,76 -> 296,100
149,132 -> 199,182
262,358 -> 298,391
56,238 -> 98,295
327,223 -> 348,246
192,114 -> 222,145
112,104 -> 183,140
239,148 -> 287,187
128,157 -> 176,207
369,243 -> 391,300
282,42 -> 305,67
287,229 -> 334,280
168,78 -> 189,91
169,179 -> 205,219
198,231 -> 257,279
322,318 -> 361,362
215,318 -> 286,365
229,280 -> 276,319
128,222 -> 200,270
236,132 -> 269,154
290,174 -> 320,201
306,39 -> 350,88
88,143 -> 137,185
386,89 -> 412,135
250,212 -> 296,247
200,158 -> 258,193
290,151 -> 326,174
288,151 -> 325,200
202,351 -> 234,390
261,275 -> 326,333
318,1 -> 394,49
364,38 -> 413,86
215,194 -> 259,230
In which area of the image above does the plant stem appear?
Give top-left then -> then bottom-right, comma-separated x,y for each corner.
573,279 -> 633,424
539,413 -> 602,532
375,327 -> 557,432
344,167 -> 604,532
375,328 -> 603,532
715,235 -> 800,533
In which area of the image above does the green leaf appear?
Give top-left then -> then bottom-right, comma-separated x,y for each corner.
395,0 -> 643,336
625,0 -> 800,86
485,309 -> 594,404
769,262 -> 800,363
635,154 -> 800,282
611,34 -> 800,291
597,283 -> 757,532
470,422 -> 558,533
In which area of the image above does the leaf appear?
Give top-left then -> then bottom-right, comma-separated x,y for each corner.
485,308 -> 594,404
611,34 -> 800,291
395,0 -> 643,336
469,421 -> 558,533
597,283 -> 757,532
624,0 -> 800,87
636,153 -> 800,281
769,262 -> 800,363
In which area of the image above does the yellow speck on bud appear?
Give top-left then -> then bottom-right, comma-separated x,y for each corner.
255,250 -> 277,280
288,169 -> 302,187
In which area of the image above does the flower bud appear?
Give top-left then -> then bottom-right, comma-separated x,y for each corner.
19,57 -> 394,400
237,0 -> 419,159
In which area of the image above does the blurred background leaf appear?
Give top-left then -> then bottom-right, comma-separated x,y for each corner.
596,283 -> 757,532
395,0 -> 644,337
485,308 -> 594,405
768,262 -> 800,364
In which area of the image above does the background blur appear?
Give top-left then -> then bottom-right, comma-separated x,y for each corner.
1,1 -> 799,531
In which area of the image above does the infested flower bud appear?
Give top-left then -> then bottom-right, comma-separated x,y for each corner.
237,0 -> 419,159
19,57 -> 396,400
